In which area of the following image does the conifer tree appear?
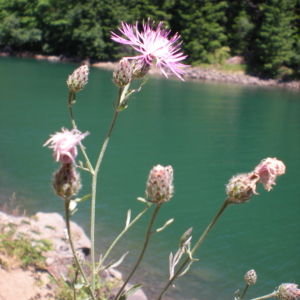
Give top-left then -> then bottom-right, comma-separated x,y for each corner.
167,0 -> 228,65
255,0 -> 295,77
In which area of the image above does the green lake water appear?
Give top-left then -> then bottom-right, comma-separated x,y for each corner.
0,57 -> 299,300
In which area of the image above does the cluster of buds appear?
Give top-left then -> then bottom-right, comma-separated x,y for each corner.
44,127 -> 89,199
244,269 -> 257,285
276,284 -> 300,300
67,65 -> 89,93
113,57 -> 151,88
146,164 -> 174,203
226,158 -> 285,203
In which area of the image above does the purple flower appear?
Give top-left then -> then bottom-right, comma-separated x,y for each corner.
254,157 -> 286,191
44,128 -> 89,164
111,20 -> 189,80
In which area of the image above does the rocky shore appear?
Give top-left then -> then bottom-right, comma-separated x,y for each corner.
0,211 -> 147,300
1,51 -> 300,89
92,61 -> 300,89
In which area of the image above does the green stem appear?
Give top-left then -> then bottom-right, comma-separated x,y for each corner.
240,284 -> 249,299
90,109 -> 119,292
157,198 -> 230,300
73,270 -> 79,300
114,204 -> 162,300
64,199 -> 96,300
250,292 -> 278,300
68,99 -> 94,174
97,203 -> 151,272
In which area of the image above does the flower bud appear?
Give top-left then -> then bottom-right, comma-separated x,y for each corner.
276,284 -> 300,300
53,164 -> 81,198
226,172 -> 259,204
146,165 -> 174,203
244,269 -> 257,285
72,251 -> 85,268
113,58 -> 133,87
254,157 -> 286,191
67,65 -> 89,93
132,59 -> 151,79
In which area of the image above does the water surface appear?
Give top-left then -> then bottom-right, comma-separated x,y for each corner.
0,57 -> 299,300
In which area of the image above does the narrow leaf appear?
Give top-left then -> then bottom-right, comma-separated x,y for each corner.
110,251 -> 129,268
177,260 -> 194,278
169,252 -> 174,278
125,210 -> 131,228
137,197 -> 148,203
179,227 -> 193,248
69,208 -> 78,217
102,260 -> 115,270
151,218 -> 174,234
60,273 -> 71,287
75,194 -> 91,203
119,284 -> 142,300
69,200 -> 77,211
74,283 -> 85,290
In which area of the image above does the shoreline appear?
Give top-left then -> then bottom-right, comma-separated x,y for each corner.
1,51 -> 300,89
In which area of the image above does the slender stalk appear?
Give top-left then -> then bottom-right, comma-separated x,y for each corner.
240,284 -> 249,299
73,270 -> 79,300
114,204 -> 162,300
157,198 -> 230,300
250,292 -> 278,300
68,99 -> 94,174
90,109 -> 119,292
97,203 -> 151,272
89,85 -> 126,291
64,199 -> 96,300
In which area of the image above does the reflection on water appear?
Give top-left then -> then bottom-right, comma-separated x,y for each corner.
0,57 -> 299,300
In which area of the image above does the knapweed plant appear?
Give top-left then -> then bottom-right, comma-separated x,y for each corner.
44,20 -> 296,300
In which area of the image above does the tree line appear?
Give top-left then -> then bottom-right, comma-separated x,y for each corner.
0,0 -> 299,78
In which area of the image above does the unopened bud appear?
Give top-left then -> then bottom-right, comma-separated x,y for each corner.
226,172 -> 259,204
132,59 -> 151,79
53,164 -> 81,198
276,284 -> 300,300
113,58 -> 133,87
72,251 -> 85,268
147,165 -> 174,203
244,269 -> 257,285
67,65 -> 89,92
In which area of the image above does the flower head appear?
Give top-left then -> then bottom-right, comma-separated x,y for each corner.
111,20 -> 189,80
53,164 -> 82,198
147,164 -> 174,203
276,283 -> 300,300
254,158 -> 286,191
226,172 -> 260,204
113,58 -> 133,87
244,269 -> 257,285
44,127 -> 89,164
67,65 -> 89,93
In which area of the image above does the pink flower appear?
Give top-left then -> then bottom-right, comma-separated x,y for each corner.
111,20 -> 189,80
254,157 -> 286,191
44,128 -> 89,164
